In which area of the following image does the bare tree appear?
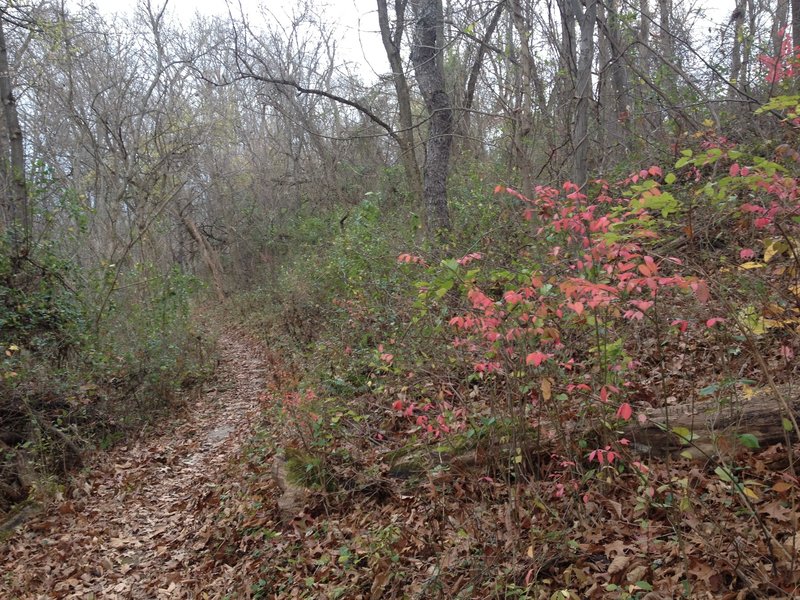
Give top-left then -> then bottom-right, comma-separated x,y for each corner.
376,0 -> 423,203
410,0 -> 453,233
0,10 -> 30,269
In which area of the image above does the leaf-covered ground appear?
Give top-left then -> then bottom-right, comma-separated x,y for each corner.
0,331 -> 268,599
2,329 -> 799,599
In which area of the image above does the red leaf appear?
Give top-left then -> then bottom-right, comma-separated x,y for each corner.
526,351 -> 552,367
630,300 -> 653,312
567,301 -> 584,316
671,319 -> 689,333
616,402 -> 633,421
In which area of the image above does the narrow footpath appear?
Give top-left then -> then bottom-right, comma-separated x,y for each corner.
0,332 -> 268,599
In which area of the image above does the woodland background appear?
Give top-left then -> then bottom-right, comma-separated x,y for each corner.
2,0 -> 800,597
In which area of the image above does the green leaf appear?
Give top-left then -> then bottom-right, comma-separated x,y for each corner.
699,383 -> 719,396
714,466 -> 735,483
783,418 -> 794,432
641,191 -> 680,217
675,156 -> 692,169
664,172 -> 677,184
635,581 -> 654,591
672,427 -> 695,444
434,279 -> 454,299
737,433 -> 760,449
442,259 -> 459,272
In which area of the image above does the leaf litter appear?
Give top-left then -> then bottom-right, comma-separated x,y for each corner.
0,331 -> 266,599
2,329 -> 800,598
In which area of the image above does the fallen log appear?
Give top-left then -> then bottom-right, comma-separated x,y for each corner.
623,386 -> 799,458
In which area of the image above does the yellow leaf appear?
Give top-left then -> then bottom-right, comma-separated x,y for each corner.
742,385 -> 756,400
739,306 -> 766,335
764,239 -> 789,263
527,545 -> 535,558
743,486 -> 759,500
790,284 -> 800,297
739,261 -> 766,270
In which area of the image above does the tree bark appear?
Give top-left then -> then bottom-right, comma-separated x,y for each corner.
376,0 -> 424,204
0,17 -> 29,267
181,214 -> 226,303
410,0 -> 453,235
624,388 -> 799,458
598,0 -> 632,157
772,0 -> 789,58
571,0 -> 597,188
729,1 -> 746,101
462,2 -> 504,139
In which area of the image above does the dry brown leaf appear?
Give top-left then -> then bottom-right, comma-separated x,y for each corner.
607,554 -> 630,575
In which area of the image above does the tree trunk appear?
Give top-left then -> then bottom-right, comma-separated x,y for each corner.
729,1 -> 745,101
462,2 -> 504,148
181,214 -> 226,303
572,0 -> 597,188
0,17 -> 29,267
410,0 -> 453,235
772,0 -> 789,58
599,0 -> 632,156
555,0 -> 577,180
376,0 -> 424,204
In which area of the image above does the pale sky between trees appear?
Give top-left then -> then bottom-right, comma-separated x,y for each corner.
78,0 -> 387,77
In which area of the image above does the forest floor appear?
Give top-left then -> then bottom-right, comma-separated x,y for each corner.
0,330 -> 269,599
2,327 -> 800,599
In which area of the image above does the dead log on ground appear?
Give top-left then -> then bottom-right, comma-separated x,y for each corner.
623,387 -> 799,458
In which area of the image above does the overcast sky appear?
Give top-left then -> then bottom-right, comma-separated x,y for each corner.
77,0 -> 387,77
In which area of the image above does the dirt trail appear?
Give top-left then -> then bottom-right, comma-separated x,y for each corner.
0,332 -> 268,599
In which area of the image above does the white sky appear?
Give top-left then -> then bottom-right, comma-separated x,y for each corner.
75,0 -> 734,85
79,0 -> 387,77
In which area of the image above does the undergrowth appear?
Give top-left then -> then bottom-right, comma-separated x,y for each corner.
0,242 -> 215,515
225,112 -> 800,596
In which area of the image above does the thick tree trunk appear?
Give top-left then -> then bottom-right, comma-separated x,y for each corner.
729,1 -> 745,101
598,0 -> 632,158
410,0 -> 453,235
773,0 -> 790,57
